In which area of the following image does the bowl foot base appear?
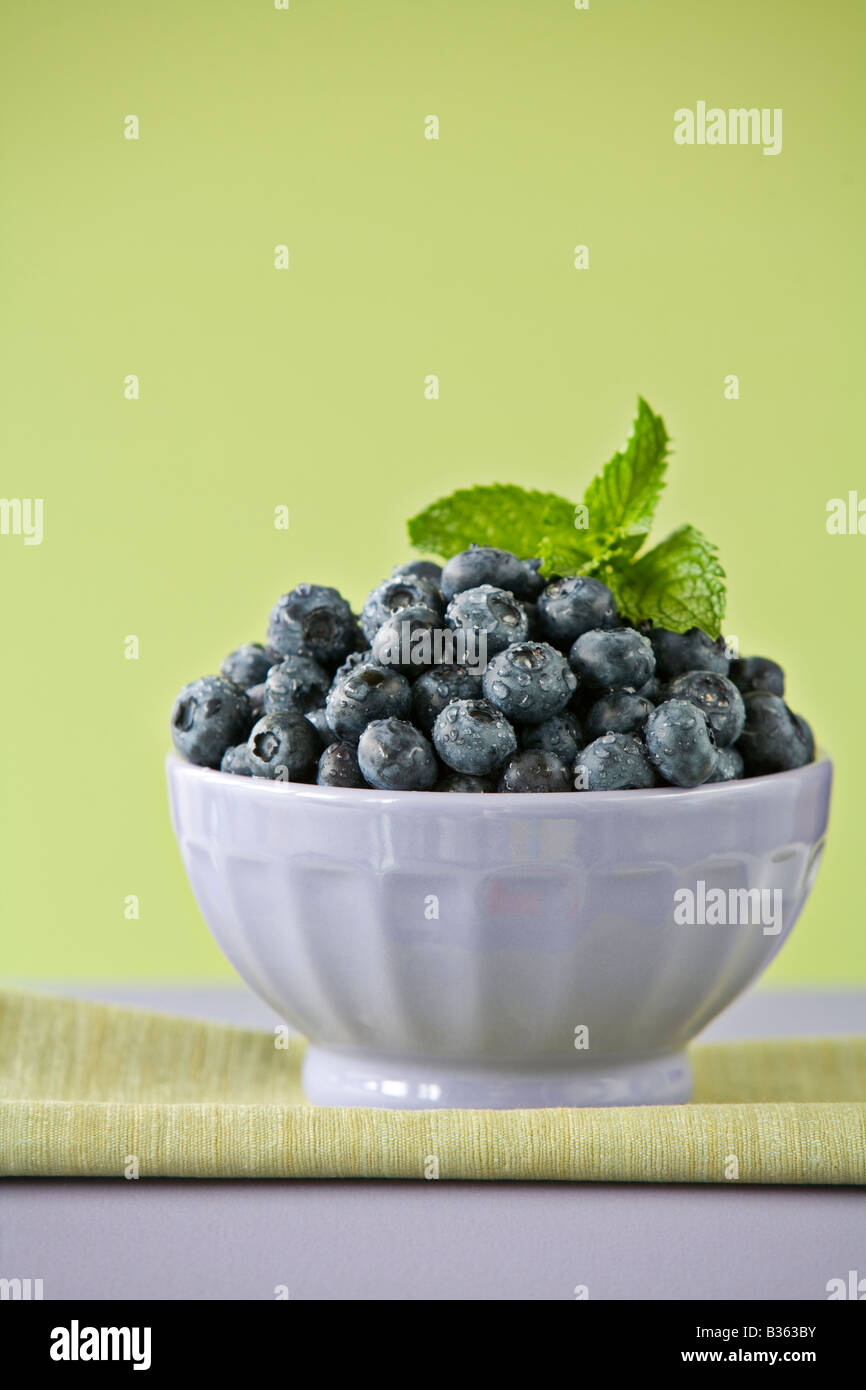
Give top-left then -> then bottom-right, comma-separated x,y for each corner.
301,1045 -> 692,1109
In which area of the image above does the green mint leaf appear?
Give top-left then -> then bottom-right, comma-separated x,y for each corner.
607,524 -> 726,636
405,401 -> 726,633
535,532 -> 598,575
581,396 -> 669,561
408,484 -> 576,560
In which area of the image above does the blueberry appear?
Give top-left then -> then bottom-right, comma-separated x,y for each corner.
644,699 -> 718,787
246,682 -> 266,723
360,575 -> 444,642
666,670 -> 746,748
440,545 -> 528,601
584,690 -> 654,741
520,711 -> 583,763
729,656 -> 785,698
498,749 -> 572,793
436,770 -> 496,792
519,559 -> 546,601
171,676 -> 252,768
316,741 -> 366,788
357,718 -> 438,790
432,698 -> 518,776
411,664 -> 483,733
267,585 -> 360,667
635,675 -> 663,703
392,560 -> 443,585
644,626 -> 728,680
247,712 -> 319,781
482,641 -> 577,724
537,576 -> 619,647
370,605 -> 448,676
736,693 -> 814,775
220,744 -> 255,777
305,707 -> 337,747
574,733 -> 656,791
521,601 -> 543,641
445,584 -> 529,658
569,628 -> 655,691
324,662 -> 411,741
706,746 -> 744,782
220,643 -> 273,690
263,654 -> 330,716
331,648 -> 382,687
792,713 -> 816,763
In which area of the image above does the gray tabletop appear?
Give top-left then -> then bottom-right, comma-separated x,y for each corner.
2,982 -> 865,1301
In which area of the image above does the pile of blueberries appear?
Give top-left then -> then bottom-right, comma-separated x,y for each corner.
170,545 -> 815,792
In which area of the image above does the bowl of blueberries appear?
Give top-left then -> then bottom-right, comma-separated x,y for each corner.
167,545 -> 831,1109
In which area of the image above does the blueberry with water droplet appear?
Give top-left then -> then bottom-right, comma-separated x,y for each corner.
584,690 -> 654,741
371,604 -> 448,676
574,733 -> 656,791
220,643 -> 273,690
317,741 -> 366,787
305,707 -> 337,747
446,584 -> 529,657
220,743 -> 255,776
569,627 -> 655,691
357,718 -> 438,790
437,769 -> 496,792
706,745 -> 744,782
411,663 -> 483,733
498,749 -> 572,792
482,641 -> 576,724
666,670 -> 746,748
392,560 -> 443,585
325,662 -> 411,742
331,648 -> 382,687
247,712 -> 320,782
171,675 -> 252,768
360,574 -> 444,642
432,698 -> 518,776
267,584 -> 361,667
644,699 -> 718,786
537,576 -> 619,647
263,654 -> 331,716
521,711 -> 583,763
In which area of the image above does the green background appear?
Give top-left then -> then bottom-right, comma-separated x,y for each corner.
1,0 -> 863,981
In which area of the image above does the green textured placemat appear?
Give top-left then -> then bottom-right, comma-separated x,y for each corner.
1,989 -> 864,1183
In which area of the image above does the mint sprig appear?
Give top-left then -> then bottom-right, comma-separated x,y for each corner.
535,396 -> 669,574
407,484 -> 577,562
606,525 -> 726,635
406,398 -> 726,636
579,396 -> 669,562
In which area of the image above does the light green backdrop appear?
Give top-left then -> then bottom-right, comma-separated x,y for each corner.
1,0 -> 863,980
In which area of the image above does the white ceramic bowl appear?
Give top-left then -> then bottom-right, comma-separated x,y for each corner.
167,753 -> 831,1109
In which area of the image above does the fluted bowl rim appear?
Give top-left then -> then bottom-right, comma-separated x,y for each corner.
166,749 -> 831,811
